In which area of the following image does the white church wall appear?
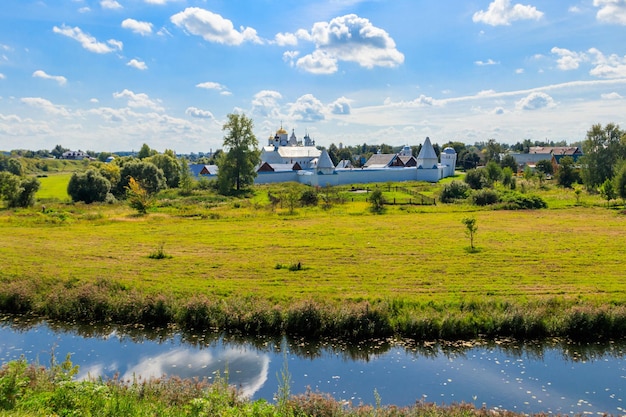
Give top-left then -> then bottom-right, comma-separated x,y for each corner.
255,171 -> 299,184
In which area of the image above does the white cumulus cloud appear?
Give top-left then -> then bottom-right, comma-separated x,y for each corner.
53,25 -> 122,53
516,92 -> 555,110
122,18 -> 153,36
475,59 -> 499,66
251,90 -> 283,118
100,0 -> 122,10
294,14 -> 404,74
32,70 -> 67,85
551,47 -> 588,70
170,7 -> 261,46
196,81 -> 225,91
473,0 -> 544,26
113,89 -> 164,111
127,59 -> 148,70
21,97 -> 70,116
0,73 -> 5,79
274,32 -> 298,46
289,94 -> 325,122
330,96 -> 351,115
588,48 -> 626,78
594,0 -> 626,24
296,50 -> 338,74
186,107 -> 214,119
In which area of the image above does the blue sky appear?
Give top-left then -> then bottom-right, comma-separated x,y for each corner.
1,0 -> 626,153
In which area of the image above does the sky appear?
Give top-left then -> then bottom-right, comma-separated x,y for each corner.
1,0 -> 626,153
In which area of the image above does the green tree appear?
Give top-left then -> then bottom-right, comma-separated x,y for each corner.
15,176 -> 39,208
67,169 -> 111,204
116,160 -> 166,197
599,178 -> 616,207
137,143 -> 157,160
126,176 -> 152,214
148,153 -> 181,189
50,144 -> 69,159
556,156 -> 578,188
0,173 -> 40,208
483,139 -> 502,163
439,180 -> 470,203
501,167 -> 514,188
500,154 -> 517,173
464,168 -> 488,189
462,217 -> 478,251
369,189 -> 386,214
614,162 -> 626,206
97,162 -> 121,189
178,158 -> 194,196
535,159 -> 554,176
581,123 -> 625,189
485,160 -> 502,185
217,113 -> 260,194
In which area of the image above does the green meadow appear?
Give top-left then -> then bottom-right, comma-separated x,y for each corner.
2,176 -> 626,340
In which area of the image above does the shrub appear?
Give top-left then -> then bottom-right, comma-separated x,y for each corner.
471,189 -> 499,206
500,191 -> 547,209
299,189 -> 319,206
0,173 -> 41,208
464,168 -> 488,189
116,160 -> 166,197
126,177 -> 152,214
67,169 -> 112,204
439,180 -> 470,203
369,189 -> 385,213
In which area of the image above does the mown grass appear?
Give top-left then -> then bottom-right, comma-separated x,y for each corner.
35,173 -> 72,202
1,179 -> 625,341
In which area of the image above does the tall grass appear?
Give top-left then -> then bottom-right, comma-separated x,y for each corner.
2,278 -> 625,341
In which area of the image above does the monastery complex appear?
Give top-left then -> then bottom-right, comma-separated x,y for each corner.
254,127 -> 457,186
190,126 -> 457,185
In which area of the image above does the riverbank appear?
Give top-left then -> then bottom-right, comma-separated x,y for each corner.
1,195 -> 626,341
0,355 -> 578,417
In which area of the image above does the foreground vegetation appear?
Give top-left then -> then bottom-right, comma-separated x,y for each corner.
0,356 -> 558,417
1,176 -> 626,342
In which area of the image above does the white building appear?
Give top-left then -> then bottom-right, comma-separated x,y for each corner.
260,127 -> 321,169
255,128 -> 457,186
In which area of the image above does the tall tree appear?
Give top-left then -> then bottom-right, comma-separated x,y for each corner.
217,113 -> 260,194
580,123 -> 625,189
614,162 -> 626,206
148,153 -> 181,188
556,156 -> 578,188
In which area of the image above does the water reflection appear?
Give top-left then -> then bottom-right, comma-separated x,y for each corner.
1,315 -> 625,415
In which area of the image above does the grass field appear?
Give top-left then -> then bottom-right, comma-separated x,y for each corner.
35,173 -> 72,202
2,177 -> 626,340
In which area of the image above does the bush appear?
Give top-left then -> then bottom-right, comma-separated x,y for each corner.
0,173 -> 40,208
115,160 -> 166,197
299,189 -> 319,206
500,191 -> 547,209
464,168 -> 488,189
67,169 -> 112,204
471,189 -> 499,206
369,189 -> 385,213
439,180 -> 470,203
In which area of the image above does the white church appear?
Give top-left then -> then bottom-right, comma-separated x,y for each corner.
253,127 -> 457,186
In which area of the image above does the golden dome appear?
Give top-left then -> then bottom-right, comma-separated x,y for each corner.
276,127 -> 288,135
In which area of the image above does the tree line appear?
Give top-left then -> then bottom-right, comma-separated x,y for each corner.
2,119 -> 626,208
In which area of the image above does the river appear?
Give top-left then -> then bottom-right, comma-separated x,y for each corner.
1,316 -> 624,415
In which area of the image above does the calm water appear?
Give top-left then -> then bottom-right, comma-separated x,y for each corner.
1,317 -> 625,415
